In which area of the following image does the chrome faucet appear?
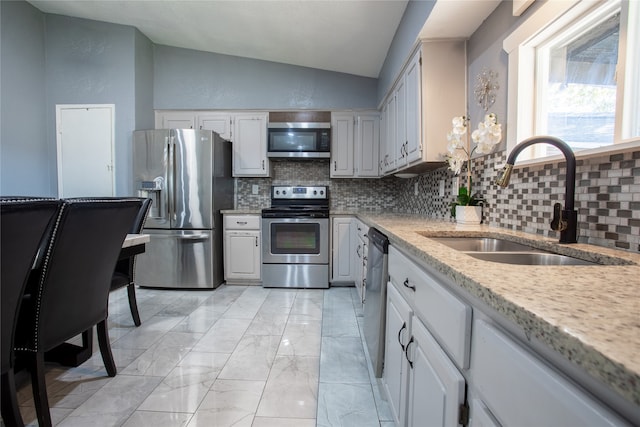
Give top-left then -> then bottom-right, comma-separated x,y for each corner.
496,136 -> 578,243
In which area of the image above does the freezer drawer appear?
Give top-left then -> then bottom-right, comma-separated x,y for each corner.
135,229 -> 221,289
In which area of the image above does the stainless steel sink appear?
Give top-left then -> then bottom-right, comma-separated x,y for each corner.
467,252 -> 598,266
429,237 -> 539,252
424,236 -> 600,266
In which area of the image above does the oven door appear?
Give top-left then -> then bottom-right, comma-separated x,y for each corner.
262,217 -> 329,264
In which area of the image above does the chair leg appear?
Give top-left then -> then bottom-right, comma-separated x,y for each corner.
126,283 -> 141,327
1,369 -> 25,427
27,352 -> 52,427
96,320 -> 117,377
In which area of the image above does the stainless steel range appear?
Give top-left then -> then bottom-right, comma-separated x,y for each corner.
262,185 -> 330,288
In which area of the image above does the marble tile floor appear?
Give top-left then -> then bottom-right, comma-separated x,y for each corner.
6,285 -> 395,426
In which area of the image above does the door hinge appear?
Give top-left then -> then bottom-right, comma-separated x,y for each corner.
458,402 -> 469,426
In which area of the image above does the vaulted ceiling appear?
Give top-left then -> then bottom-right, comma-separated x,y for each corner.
26,0 -> 501,78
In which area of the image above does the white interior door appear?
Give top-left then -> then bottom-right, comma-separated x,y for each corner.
56,104 -> 115,197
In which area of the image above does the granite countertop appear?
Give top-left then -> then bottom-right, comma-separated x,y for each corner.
221,209 -> 262,215
356,213 -> 640,408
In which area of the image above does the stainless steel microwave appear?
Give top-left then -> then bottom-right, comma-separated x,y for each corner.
267,122 -> 331,159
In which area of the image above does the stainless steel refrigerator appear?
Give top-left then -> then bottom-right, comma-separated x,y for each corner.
133,129 -> 233,288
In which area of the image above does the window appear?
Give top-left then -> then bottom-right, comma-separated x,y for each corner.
504,0 -> 639,162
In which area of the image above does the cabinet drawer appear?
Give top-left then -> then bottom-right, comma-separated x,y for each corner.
389,246 -> 471,369
471,319 -> 628,426
224,215 -> 260,230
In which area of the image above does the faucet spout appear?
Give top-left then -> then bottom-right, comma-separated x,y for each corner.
495,136 -> 578,243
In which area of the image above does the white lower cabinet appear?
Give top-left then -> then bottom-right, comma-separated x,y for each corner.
352,218 -> 368,304
407,315 -> 466,427
223,215 -> 261,284
470,319 -> 629,426
384,246 -> 470,427
331,217 -> 354,283
384,281 -> 412,426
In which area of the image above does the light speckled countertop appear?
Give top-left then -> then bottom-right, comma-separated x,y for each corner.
355,213 -> 640,408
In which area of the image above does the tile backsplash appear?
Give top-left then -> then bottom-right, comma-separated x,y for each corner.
235,148 -> 640,253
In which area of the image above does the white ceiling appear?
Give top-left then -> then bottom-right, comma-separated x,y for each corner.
26,0 -> 501,79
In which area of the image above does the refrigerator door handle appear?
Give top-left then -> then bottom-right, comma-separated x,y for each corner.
178,233 -> 209,241
171,143 -> 178,223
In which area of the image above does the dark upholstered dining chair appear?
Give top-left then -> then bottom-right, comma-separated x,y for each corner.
13,198 -> 141,427
110,197 -> 152,326
1,198 -> 62,427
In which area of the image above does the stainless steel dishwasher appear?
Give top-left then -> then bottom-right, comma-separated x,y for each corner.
363,227 -> 389,378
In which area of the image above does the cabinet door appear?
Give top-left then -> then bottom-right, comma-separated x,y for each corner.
224,231 -> 261,280
351,219 -> 364,302
407,316 -> 466,427
395,76 -> 407,169
331,217 -> 354,282
232,113 -> 269,177
355,114 -> 380,177
405,50 -> 422,164
198,113 -> 232,140
382,96 -> 397,173
331,113 -> 355,177
384,281 -> 413,426
157,112 -> 196,129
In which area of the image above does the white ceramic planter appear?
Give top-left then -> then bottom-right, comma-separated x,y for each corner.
455,205 -> 482,225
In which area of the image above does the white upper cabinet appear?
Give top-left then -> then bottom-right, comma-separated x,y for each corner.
331,113 -> 355,177
355,113 -> 380,177
198,113 -> 232,140
379,40 -> 466,176
155,111 -> 196,129
331,111 -> 380,178
232,112 -> 269,177
404,51 -> 422,165
395,73 -> 408,169
381,96 -> 397,174
156,111 -> 269,177
417,40 -> 466,166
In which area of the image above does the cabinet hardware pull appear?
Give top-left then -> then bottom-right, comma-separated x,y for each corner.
403,278 -> 416,291
262,160 -> 265,170
405,336 -> 415,368
398,322 -> 407,351
255,236 -> 259,247
237,221 -> 247,225
334,161 -> 337,171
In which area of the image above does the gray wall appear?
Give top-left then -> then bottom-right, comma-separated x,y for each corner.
44,14 -> 149,196
153,45 -> 378,110
376,0 -> 435,106
1,0 -> 49,195
465,0 -> 543,132
135,30 -> 155,130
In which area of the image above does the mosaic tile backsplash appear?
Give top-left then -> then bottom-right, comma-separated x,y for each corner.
236,148 -> 640,253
